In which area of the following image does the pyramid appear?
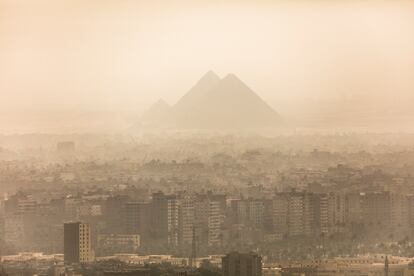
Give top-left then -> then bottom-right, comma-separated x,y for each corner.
141,71 -> 281,129
141,99 -> 171,125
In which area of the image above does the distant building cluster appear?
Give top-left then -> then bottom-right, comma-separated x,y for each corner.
3,133 -> 414,274
3,187 -> 414,259
263,190 -> 414,240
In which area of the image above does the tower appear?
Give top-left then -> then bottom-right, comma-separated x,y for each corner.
189,226 -> 197,268
151,192 -> 179,247
64,222 -> 92,263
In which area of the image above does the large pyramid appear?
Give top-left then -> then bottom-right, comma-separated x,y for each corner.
140,71 -> 281,129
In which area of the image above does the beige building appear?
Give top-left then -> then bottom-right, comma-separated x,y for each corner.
64,222 -> 93,263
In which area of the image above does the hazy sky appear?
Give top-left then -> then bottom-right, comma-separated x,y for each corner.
1,0 -> 414,132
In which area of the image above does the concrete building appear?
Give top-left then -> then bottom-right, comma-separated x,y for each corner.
408,195 -> 414,227
273,193 -> 289,239
361,192 -> 391,228
222,251 -> 262,276
326,192 -> 346,233
345,192 -> 362,224
231,199 -> 265,229
105,195 -> 130,234
207,200 -> 222,246
273,191 -> 315,238
231,199 -> 249,225
178,193 -> 195,246
390,193 -> 410,237
151,192 -> 179,247
64,222 -> 93,263
195,193 -> 223,247
318,194 -> 329,235
123,202 -> 150,238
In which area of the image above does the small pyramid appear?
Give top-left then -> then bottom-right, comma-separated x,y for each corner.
141,99 -> 171,123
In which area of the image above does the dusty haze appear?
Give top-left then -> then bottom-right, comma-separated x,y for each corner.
1,0 -> 414,133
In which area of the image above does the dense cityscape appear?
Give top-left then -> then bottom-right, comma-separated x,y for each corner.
2,0 -> 414,275
2,134 -> 414,275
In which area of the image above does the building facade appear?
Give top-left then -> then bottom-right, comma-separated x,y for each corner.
222,251 -> 262,276
64,222 -> 93,263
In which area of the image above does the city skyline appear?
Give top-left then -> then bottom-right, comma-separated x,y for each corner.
2,1 -> 414,275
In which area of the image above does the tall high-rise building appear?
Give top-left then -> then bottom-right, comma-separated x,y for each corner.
288,192 -> 305,236
123,202 -> 151,239
231,199 -> 265,229
222,251 -> 262,276
273,193 -> 289,239
231,199 -> 249,225
151,192 -> 179,247
318,193 -> 329,235
195,193 -> 224,247
345,192 -> 362,224
207,200 -> 221,246
105,195 -> 130,234
407,195 -> 414,227
263,199 -> 274,233
64,222 -> 92,263
273,191 -> 315,238
325,192 -> 346,233
177,192 -> 225,250
390,193 -> 410,237
248,200 -> 265,229
361,192 -> 391,228
178,193 -> 196,247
